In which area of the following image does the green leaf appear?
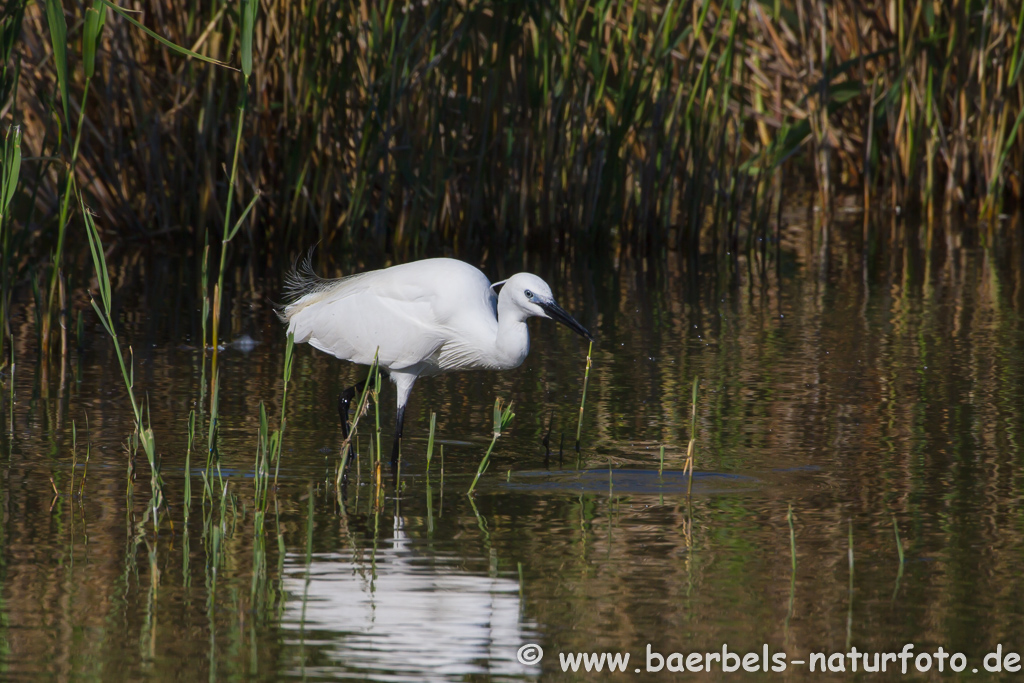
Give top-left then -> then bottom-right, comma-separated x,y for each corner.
89,298 -> 114,337
225,189 -> 260,242
40,0 -> 70,128
83,2 -> 106,80
102,0 -> 236,70
828,80 -> 862,105
1,4 -> 26,64
241,0 -> 256,78
1,124 -> 21,216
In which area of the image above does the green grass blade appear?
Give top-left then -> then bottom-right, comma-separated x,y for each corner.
426,412 -> 436,468
102,0 -> 236,70
1,124 -> 21,216
225,189 -> 260,242
83,1 -> 106,80
41,0 -> 70,128
241,0 -> 256,78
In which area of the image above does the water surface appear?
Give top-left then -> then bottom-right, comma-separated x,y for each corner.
3,221 -> 1024,680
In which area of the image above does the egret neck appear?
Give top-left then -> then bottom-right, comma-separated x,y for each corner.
492,289 -> 531,370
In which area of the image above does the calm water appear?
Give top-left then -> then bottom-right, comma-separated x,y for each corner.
3,220 -> 1024,680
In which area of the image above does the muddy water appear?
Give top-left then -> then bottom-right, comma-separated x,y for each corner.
2,224 -> 1024,680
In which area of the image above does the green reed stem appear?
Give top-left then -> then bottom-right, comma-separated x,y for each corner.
373,363 -> 382,463
337,354 -> 379,485
43,74 -> 91,360
200,243 -> 210,354
271,332 -> 296,489
574,341 -> 593,451
0,124 -> 22,370
426,411 -> 437,469
468,399 -> 515,495
80,427 -> 90,498
787,503 -> 796,574
686,376 -> 698,496
892,514 -> 905,600
892,514 -> 905,566
210,1 -> 258,376
41,0 -> 104,361
255,400 -> 269,512
80,185 -> 164,517
210,97 -> 250,380
205,370 -> 221,500
185,409 -> 195,520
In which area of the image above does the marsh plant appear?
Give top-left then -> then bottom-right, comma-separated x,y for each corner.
468,398 -> 516,495
0,0 -> 1017,302
254,332 -> 295,528
0,123 -> 21,371
82,192 -> 164,526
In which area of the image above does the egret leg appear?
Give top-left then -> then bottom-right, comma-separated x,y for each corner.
338,378 -> 369,440
339,378 -> 369,485
387,371 -> 418,474
390,405 -> 405,472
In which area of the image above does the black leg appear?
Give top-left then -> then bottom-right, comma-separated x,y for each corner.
338,377 -> 369,440
390,404 -> 406,472
338,378 -> 369,486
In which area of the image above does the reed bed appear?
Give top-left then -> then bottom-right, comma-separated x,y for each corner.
0,0 -> 1019,373
2,0 -> 1020,279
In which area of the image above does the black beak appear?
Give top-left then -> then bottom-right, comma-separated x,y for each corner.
540,300 -> 594,342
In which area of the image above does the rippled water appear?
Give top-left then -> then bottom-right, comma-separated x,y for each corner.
3,222 -> 1024,680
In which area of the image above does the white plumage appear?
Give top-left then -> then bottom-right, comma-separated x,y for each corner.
281,257 -> 592,467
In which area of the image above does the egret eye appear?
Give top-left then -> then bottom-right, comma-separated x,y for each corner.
525,289 -> 534,300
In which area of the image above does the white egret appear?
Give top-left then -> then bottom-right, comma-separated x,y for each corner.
280,257 -> 593,469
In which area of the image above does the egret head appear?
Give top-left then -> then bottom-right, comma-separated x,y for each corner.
496,273 -> 594,341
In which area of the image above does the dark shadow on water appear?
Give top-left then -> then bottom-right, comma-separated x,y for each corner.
502,468 -> 760,496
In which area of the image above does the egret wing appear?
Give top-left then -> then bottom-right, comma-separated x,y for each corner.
287,276 -> 448,369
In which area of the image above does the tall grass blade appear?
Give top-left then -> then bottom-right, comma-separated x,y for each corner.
0,124 -> 21,368
101,0 -> 234,69
0,124 -> 20,216
79,189 -> 165,516
185,409 -> 195,519
271,332 -> 296,489
685,376 -> 698,496
574,341 -> 593,452
468,399 -> 514,495
83,1 -> 106,80
426,411 -> 436,469
892,514 -> 905,599
41,0 -> 69,128
240,0 -> 257,79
